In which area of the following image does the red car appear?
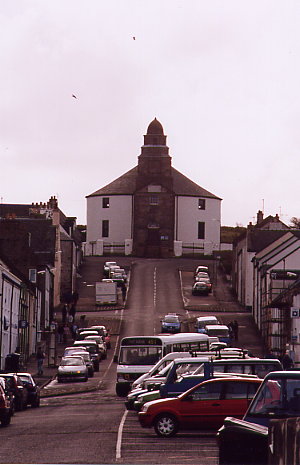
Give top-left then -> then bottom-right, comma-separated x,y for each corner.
138,376 -> 262,437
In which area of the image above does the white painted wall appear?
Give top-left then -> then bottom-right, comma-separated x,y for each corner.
0,265 -> 21,369
87,195 -> 133,243
175,196 -> 221,252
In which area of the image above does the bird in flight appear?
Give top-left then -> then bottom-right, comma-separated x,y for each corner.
72,94 -> 77,99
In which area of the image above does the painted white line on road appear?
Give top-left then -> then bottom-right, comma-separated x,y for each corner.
153,267 -> 157,308
179,270 -> 190,318
116,409 -> 128,460
99,308 -> 124,384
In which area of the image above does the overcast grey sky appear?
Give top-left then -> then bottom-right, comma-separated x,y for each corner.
1,1 -> 300,226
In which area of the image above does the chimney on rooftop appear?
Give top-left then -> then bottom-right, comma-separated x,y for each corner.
257,210 -> 264,225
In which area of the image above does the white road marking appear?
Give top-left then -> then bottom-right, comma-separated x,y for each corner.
116,409 -> 128,460
100,308 -> 124,384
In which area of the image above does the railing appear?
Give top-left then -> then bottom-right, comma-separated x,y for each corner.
182,243 -> 205,257
103,242 -> 125,255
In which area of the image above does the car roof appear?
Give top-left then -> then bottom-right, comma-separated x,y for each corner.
205,324 -> 229,330
73,340 -> 97,345
171,357 -> 210,364
264,370 -> 300,379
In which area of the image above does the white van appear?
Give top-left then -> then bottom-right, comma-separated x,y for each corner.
205,324 -> 230,344
195,316 -> 220,333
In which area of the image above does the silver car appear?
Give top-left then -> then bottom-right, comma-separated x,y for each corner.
57,356 -> 88,383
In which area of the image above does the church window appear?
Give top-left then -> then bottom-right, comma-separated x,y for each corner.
198,199 -> 206,210
102,197 -> 110,208
198,222 -> 205,239
102,220 -> 109,237
149,195 -> 159,205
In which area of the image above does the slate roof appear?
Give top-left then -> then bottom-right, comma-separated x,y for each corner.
247,230 -> 290,253
247,229 -> 300,253
87,166 -> 221,200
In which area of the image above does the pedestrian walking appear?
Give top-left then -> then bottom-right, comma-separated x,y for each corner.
121,282 -> 127,302
36,347 -> 45,375
62,304 -> 68,324
72,291 -> 79,306
282,350 -> 294,370
79,315 -> 86,329
69,304 -> 76,320
63,324 -> 69,343
71,322 -> 78,341
57,324 -> 64,343
232,320 -> 239,340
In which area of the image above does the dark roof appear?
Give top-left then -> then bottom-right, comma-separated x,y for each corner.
87,166 -> 221,200
247,230 -> 289,253
256,214 -> 289,230
0,204 -> 32,218
172,168 -> 221,199
87,166 -> 138,197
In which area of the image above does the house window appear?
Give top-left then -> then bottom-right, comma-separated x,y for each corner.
149,195 -> 159,205
198,222 -> 205,239
102,197 -> 110,208
102,220 -> 109,237
198,199 -> 206,210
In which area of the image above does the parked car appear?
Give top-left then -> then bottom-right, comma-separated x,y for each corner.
111,272 -> 125,287
192,282 -> 210,296
103,261 -> 117,278
72,340 -> 101,371
90,325 -> 111,349
195,271 -> 210,281
70,351 -> 94,377
194,266 -> 209,277
77,330 -> 99,341
17,373 -> 40,408
84,335 -> 107,359
138,376 -> 262,437
57,356 -> 88,383
195,277 -> 212,292
0,374 -> 28,411
161,314 -> 181,333
64,346 -> 89,357
0,382 -> 12,426
0,376 -> 15,417
217,370 -> 300,465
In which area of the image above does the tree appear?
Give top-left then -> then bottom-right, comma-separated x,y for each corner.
290,217 -> 300,229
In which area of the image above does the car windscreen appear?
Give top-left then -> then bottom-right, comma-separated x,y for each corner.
61,358 -> 84,366
248,378 -> 300,418
164,316 -> 179,323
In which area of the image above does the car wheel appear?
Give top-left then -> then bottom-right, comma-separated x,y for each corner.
154,413 -> 178,438
32,397 -> 40,408
1,414 -> 11,427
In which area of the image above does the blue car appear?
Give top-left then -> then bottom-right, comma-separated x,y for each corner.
161,314 -> 181,333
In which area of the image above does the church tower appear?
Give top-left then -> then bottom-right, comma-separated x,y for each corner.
133,118 -> 175,257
